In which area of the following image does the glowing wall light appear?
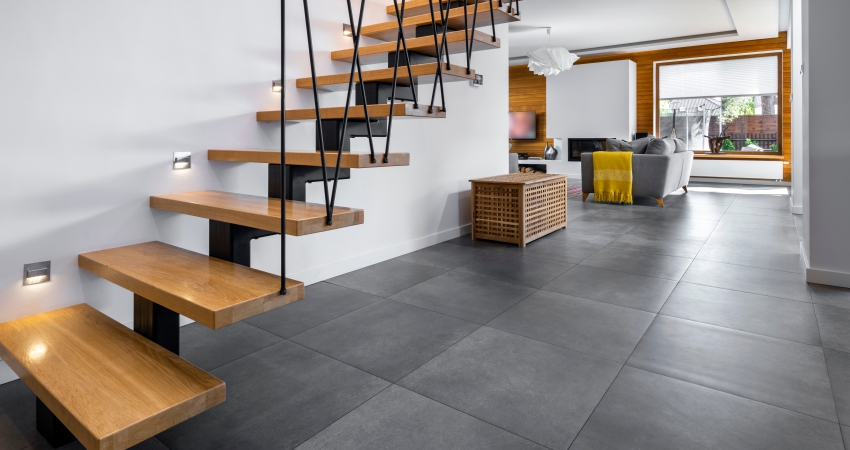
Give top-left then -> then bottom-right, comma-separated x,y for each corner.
23,261 -> 50,286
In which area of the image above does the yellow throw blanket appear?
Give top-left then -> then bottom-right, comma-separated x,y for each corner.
593,152 -> 633,204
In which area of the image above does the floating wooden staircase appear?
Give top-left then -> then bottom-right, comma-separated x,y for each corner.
0,304 -> 225,450
0,1 -> 521,448
361,0 -> 520,41
331,30 -> 499,64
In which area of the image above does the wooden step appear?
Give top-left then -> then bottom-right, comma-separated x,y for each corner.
387,0 -> 523,18
332,30 -> 500,64
0,304 -> 225,450
295,62 -> 475,91
150,191 -> 364,236
79,242 -> 305,330
360,0 -> 519,41
258,103 -> 444,122
209,150 -> 410,168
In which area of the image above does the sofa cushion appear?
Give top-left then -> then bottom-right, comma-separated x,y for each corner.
605,138 -> 631,152
673,138 -> 687,153
646,138 -> 676,155
630,136 -> 654,154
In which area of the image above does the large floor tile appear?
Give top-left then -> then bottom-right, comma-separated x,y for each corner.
390,271 -> 535,324
454,252 -> 574,289
327,259 -> 447,297
815,304 -> 850,353
543,265 -> 678,313
565,215 -> 644,235
180,321 -> 283,371
660,283 -> 821,345
726,205 -> 792,217
443,235 -> 510,250
291,300 -> 479,382
811,284 -> 850,310
625,222 -> 716,242
588,208 -> 661,221
579,247 -> 694,281
824,349 -> 850,425
0,380 -> 54,450
245,282 -> 382,338
627,316 -> 837,422
713,220 -> 799,239
495,238 -> 603,265
570,366 -> 844,450
606,233 -> 705,258
295,385 -> 543,450
730,197 -> 792,211
397,242 -> 496,270
704,230 -> 801,253
681,260 -> 811,302
399,327 -> 621,450
156,341 -> 390,450
696,242 -> 803,273
488,290 -> 655,362
721,212 -> 797,227
654,207 -> 727,221
540,227 -> 623,247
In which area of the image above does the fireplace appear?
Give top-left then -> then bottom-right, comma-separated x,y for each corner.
567,138 -> 609,161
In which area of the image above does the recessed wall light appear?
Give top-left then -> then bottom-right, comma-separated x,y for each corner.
173,152 -> 191,170
23,261 -> 50,286
343,24 -> 353,37
472,74 -> 484,87
272,80 -> 282,92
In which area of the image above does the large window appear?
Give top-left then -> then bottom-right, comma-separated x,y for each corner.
657,54 -> 782,153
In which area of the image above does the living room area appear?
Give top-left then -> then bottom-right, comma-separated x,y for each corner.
2,0 -> 850,449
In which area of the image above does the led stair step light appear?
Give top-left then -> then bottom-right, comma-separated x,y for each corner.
23,261 -> 50,286
173,152 -> 191,170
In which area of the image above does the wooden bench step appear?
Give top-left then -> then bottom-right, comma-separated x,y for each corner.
208,150 -> 410,168
386,0 -> 522,17
295,62 -> 475,91
79,242 -> 305,330
332,30 -> 499,64
150,191 -> 364,236
360,1 -> 519,41
0,304 -> 225,450
258,103 -> 444,122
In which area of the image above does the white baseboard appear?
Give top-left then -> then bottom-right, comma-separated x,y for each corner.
802,242 -> 850,288
290,224 -> 472,286
691,177 -> 791,186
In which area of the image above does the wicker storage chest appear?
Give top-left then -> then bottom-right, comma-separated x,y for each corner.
470,173 -> 567,247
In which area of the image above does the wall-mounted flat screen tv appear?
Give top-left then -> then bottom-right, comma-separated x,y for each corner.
509,111 -> 537,140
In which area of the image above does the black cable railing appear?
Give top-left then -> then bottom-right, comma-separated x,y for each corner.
383,0 -> 411,164
346,0 -> 378,164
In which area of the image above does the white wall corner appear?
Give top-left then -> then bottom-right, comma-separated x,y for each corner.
0,360 -> 19,385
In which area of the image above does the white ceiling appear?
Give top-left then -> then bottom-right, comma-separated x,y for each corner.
508,0 -> 784,59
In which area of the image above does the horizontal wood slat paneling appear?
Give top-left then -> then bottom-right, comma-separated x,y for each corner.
509,65 -> 552,158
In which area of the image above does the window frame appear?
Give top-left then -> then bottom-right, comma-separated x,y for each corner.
655,53 -> 784,156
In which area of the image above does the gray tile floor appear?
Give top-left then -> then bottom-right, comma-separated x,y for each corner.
4,183 -> 850,449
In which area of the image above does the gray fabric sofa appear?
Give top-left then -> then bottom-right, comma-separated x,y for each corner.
581,151 -> 694,207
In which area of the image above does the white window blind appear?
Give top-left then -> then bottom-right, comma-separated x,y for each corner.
659,56 -> 778,99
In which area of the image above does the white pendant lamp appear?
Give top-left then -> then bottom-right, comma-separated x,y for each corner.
527,28 -> 579,76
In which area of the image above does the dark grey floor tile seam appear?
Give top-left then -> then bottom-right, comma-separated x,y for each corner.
675,276 -> 813,304
190,321 -> 288,372
655,311 -> 826,354
249,290 -> 383,341
447,252 -> 577,284
809,295 -> 845,429
565,301 -> 665,449
288,318 -> 485,384
693,252 -> 807,275
323,259 -> 449,297
291,380 -> 396,449
482,297 -> 653,367
620,359 -> 844,426
537,278 -> 676,315
550,252 -> 698,284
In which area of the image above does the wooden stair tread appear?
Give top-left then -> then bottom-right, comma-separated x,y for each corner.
209,150 -> 410,168
0,304 -> 225,450
258,103 -> 444,122
79,242 -> 305,330
332,30 -> 500,64
150,191 -> 364,236
386,0 -> 523,17
361,1 -> 519,41
295,62 -> 475,91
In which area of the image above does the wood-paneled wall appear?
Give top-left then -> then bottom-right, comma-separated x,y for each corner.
509,65 -> 552,158
508,33 -> 792,180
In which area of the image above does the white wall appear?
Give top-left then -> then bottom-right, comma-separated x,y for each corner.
790,0 -> 804,214
545,60 -> 637,176
801,0 -> 850,287
0,1 -> 509,382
